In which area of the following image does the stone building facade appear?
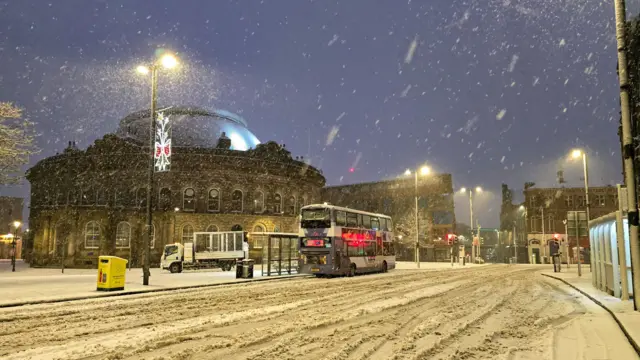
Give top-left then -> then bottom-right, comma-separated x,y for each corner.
522,185 -> 619,264
321,174 -> 455,261
26,108 -> 325,268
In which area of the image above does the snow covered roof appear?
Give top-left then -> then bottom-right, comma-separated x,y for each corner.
115,106 -> 261,151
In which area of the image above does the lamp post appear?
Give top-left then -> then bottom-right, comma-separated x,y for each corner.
460,187 -> 482,262
136,53 -> 179,286
11,221 -> 21,272
405,166 -> 430,268
517,205 -> 526,264
571,149 -> 590,277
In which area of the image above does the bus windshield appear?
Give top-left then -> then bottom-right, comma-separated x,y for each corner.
301,208 -> 331,228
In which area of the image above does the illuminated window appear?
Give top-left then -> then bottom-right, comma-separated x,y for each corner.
115,222 -> 131,248
84,221 -> 100,249
183,188 -> 196,211
208,189 -> 220,212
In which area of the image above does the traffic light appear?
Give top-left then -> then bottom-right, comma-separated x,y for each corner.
447,234 -> 454,245
553,233 -> 560,239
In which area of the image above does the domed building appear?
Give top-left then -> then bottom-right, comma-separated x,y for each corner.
26,107 -> 325,268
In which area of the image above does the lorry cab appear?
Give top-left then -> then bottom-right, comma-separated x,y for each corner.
161,243 -> 184,273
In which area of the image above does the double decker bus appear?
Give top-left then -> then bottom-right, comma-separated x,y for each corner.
298,203 -> 396,277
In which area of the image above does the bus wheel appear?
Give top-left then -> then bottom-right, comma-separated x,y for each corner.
348,264 -> 356,277
382,261 -> 388,273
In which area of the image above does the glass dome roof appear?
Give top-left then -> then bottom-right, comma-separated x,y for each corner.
116,107 -> 261,151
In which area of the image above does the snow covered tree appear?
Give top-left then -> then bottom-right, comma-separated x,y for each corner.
394,209 -> 432,252
0,102 -> 37,184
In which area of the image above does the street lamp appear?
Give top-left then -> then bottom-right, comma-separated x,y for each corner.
405,165 -> 431,268
137,52 -> 179,286
460,187 -> 482,262
11,221 -> 21,272
570,148 -> 589,277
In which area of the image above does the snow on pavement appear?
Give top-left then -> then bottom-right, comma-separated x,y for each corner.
0,265 -> 636,360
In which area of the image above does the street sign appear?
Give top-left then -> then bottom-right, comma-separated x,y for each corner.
566,211 -> 587,238
618,185 -> 629,212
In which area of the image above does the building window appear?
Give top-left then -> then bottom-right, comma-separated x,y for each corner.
286,196 -> 296,215
96,189 -> 108,206
231,224 -> 243,231
208,189 -> 220,212
159,188 -> 172,210
183,188 -> 196,211
596,194 -> 606,207
565,196 -> 573,208
136,188 -> 147,208
253,224 -> 265,232
273,193 -> 282,213
116,222 -> 131,248
84,221 -> 100,249
82,188 -> 95,206
231,190 -> 243,212
529,196 -> 538,208
576,195 -> 585,207
206,224 -> 218,232
69,189 -> 79,205
254,191 -> 265,213
56,191 -> 66,205
182,224 -> 194,243
530,216 -> 539,232
297,196 -> 305,213
547,213 -> 555,232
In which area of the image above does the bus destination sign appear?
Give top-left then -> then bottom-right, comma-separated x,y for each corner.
305,239 -> 325,247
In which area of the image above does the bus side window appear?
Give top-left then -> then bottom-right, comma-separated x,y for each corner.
346,212 -> 358,227
371,217 -> 379,230
380,218 -> 387,231
336,211 -> 347,226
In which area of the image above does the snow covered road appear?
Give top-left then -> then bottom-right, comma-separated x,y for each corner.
0,265 -> 637,360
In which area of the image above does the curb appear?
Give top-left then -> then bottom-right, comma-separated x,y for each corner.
0,274 -> 312,309
541,273 -> 640,356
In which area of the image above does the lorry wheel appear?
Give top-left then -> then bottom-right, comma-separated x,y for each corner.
170,263 -> 180,274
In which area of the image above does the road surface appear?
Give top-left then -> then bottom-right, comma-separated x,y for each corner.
0,265 -> 636,360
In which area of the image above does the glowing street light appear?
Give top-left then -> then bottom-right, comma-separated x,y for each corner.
405,164 -> 431,268
459,186 -> 483,262
10,220 -> 21,272
136,52 -> 180,286
569,148 -> 589,277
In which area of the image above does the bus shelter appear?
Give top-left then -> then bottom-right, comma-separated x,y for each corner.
248,232 -> 299,276
589,211 -> 632,299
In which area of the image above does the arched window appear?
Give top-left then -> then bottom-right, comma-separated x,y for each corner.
208,189 -> 220,212
254,191 -> 265,213
253,224 -> 265,232
296,196 -> 304,214
159,188 -> 172,210
182,224 -> 194,243
273,193 -> 282,213
81,188 -> 95,206
136,188 -> 147,208
231,190 -> 243,212
231,224 -> 243,231
84,221 -> 100,249
55,191 -> 66,206
116,222 -> 131,248
96,189 -> 108,206
530,216 -> 540,233
206,224 -> 219,232
183,188 -> 196,212
286,196 -> 296,215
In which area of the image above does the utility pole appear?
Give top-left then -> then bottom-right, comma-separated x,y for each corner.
563,219 -> 569,269
614,0 -> 640,310
469,191 -> 475,262
541,206 -> 546,263
414,170 -> 420,268
513,222 -> 517,264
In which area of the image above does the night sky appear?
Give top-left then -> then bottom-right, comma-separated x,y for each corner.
0,0 -> 635,228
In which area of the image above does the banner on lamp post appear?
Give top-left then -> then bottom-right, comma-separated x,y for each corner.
154,111 -> 172,172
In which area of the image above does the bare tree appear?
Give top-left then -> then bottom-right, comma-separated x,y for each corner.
0,102 -> 38,184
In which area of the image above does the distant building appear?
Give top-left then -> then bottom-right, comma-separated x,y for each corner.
26,107 -> 325,268
321,174 -> 456,262
0,196 -> 24,259
521,185 -> 618,264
